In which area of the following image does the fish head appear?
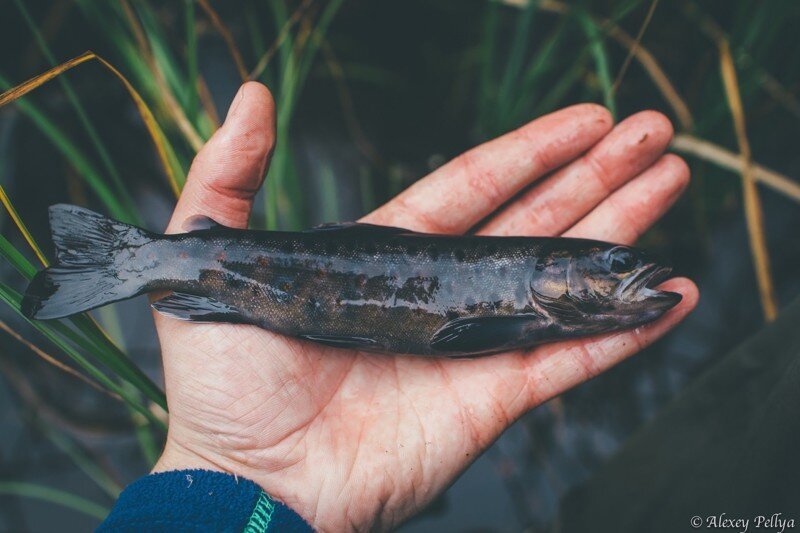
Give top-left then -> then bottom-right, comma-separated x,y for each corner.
529,241 -> 681,330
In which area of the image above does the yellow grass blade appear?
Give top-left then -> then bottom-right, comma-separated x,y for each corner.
119,0 -> 206,152
0,51 -> 184,196
718,38 -> 778,322
0,185 -> 48,267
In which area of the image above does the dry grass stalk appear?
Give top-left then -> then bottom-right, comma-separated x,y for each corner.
671,135 -> 800,203
501,0 -> 695,130
249,0 -> 315,80
0,320 -> 120,400
611,0 -> 660,95
0,51 -> 182,196
197,0 -> 249,81
718,38 -> 777,321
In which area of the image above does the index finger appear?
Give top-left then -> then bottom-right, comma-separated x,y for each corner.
363,104 -> 613,233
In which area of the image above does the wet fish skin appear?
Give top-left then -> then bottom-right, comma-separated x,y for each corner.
21,205 -> 681,357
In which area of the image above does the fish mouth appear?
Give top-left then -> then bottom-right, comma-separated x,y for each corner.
624,264 -> 682,311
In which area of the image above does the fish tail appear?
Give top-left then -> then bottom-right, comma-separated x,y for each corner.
21,204 -> 153,320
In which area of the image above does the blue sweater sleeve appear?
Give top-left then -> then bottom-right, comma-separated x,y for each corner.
97,469 -> 313,532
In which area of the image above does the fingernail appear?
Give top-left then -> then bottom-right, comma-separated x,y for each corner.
225,84 -> 247,123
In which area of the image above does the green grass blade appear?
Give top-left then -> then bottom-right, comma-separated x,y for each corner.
0,184 -> 167,411
185,0 -> 199,122
0,482 -> 109,521
0,73 -> 132,220
0,233 -> 37,279
497,0 -> 538,125
12,0 -> 140,225
577,7 -> 616,118
478,0 -> 500,132
43,427 -> 122,499
511,15 -> 570,121
318,162 -> 339,223
0,284 -> 164,429
535,49 -> 590,114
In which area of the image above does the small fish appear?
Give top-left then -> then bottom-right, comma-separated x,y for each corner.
21,204 -> 681,357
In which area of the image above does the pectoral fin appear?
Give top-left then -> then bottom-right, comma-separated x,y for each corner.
152,292 -> 250,324
300,334 -> 382,351
430,314 -> 545,355
305,222 -> 413,235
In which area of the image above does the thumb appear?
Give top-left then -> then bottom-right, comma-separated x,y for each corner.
166,81 -> 276,233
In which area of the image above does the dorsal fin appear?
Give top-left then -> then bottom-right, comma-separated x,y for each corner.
305,222 -> 413,235
183,215 -> 228,232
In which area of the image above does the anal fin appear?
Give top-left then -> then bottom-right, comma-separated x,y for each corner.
152,292 -> 249,324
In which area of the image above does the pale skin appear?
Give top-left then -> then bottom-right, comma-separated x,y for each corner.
153,82 -> 699,531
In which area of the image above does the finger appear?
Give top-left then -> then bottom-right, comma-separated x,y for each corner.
167,82 -> 276,233
564,154 -> 690,242
479,111 -> 674,237
363,104 -> 613,233
521,277 -> 699,408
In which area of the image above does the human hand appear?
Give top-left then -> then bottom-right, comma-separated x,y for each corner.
152,82 -> 698,531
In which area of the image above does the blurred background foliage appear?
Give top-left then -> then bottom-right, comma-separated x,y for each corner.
0,0 -> 798,530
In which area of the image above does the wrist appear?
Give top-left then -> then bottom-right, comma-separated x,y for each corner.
153,439 -> 323,529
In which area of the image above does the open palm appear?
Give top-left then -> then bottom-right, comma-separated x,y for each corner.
153,82 -> 698,531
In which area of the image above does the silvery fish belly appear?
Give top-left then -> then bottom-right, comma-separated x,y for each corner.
21,205 -> 681,357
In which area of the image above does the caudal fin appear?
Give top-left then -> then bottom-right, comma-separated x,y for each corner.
21,205 -> 153,320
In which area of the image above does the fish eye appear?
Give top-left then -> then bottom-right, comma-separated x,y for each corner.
608,247 -> 637,273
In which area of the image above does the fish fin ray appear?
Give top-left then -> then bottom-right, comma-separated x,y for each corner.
152,293 -> 250,324
430,314 -> 546,355
21,205 -> 150,319
305,222 -> 414,235
300,334 -> 382,351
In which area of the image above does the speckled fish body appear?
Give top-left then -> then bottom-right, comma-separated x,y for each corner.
22,205 -> 681,357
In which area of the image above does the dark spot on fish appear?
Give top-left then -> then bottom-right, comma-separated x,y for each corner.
356,274 -> 367,287
454,249 -> 465,262
446,310 -> 459,320
257,256 -> 270,267
281,282 -> 292,292
325,242 -> 337,255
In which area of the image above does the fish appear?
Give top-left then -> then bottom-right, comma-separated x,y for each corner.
21,204 -> 681,357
